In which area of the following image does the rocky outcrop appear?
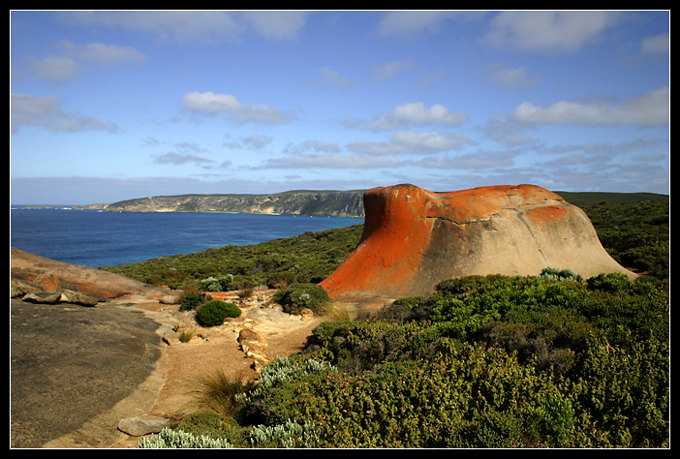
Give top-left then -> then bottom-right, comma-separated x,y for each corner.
320,184 -> 636,301
11,247 -> 170,303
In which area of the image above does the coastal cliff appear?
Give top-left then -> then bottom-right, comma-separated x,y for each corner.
79,190 -> 365,217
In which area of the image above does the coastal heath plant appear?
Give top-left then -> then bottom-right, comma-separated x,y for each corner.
179,287 -> 211,311
196,300 -> 241,327
272,283 -> 332,315
138,427 -> 234,448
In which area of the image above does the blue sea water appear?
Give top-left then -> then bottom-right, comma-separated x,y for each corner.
10,207 -> 362,268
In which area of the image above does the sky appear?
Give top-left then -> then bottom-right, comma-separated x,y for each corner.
10,10 -> 670,205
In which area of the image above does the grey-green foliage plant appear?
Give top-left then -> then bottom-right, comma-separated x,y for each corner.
539,267 -> 583,283
247,419 -> 320,448
137,427 -> 234,448
236,356 -> 336,406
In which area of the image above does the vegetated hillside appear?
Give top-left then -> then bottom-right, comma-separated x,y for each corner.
97,190 -> 366,217
559,194 -> 669,283
103,225 -> 365,290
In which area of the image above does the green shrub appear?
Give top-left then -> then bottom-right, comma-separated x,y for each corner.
196,300 -> 241,327
175,412 -> 246,446
272,283 -> 332,315
539,267 -> 583,283
372,296 -> 427,323
179,289 -> 211,311
586,272 -> 632,292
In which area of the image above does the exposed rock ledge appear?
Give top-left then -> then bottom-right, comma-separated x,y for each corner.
11,247 -> 171,303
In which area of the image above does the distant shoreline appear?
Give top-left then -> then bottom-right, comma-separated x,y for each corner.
11,189 -> 669,217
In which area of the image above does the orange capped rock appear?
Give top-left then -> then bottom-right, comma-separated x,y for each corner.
320,184 -> 635,301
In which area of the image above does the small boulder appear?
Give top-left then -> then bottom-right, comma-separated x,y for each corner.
117,415 -> 169,437
22,292 -> 61,304
159,294 -> 180,305
59,289 -> 99,307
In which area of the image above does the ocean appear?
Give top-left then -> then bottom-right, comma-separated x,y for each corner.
10,207 -> 362,268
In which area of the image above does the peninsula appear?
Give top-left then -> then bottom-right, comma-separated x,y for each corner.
74,190 -> 365,217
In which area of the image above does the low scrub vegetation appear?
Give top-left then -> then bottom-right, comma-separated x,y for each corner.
103,225 -> 363,290
140,271 -> 668,448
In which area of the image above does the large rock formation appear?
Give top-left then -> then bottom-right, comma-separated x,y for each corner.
320,184 -> 635,301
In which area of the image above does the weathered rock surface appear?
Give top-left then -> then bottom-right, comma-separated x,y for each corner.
11,247 -> 169,302
320,184 -> 636,301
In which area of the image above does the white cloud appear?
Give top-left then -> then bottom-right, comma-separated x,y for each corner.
642,33 -> 669,54
487,63 -> 539,90
29,56 -> 79,84
240,11 -> 310,40
512,86 -> 669,126
62,40 -> 145,67
482,11 -> 619,54
372,59 -> 414,81
152,152 -> 216,166
415,149 -> 519,169
243,135 -> 273,149
26,40 -> 145,84
347,131 -> 472,155
181,91 -> 294,123
59,11 -> 309,44
483,114 -> 537,147
11,92 -> 119,133
376,11 -> 484,38
305,66 -> 356,90
264,153 -> 401,169
285,140 -> 342,154
364,102 -> 468,131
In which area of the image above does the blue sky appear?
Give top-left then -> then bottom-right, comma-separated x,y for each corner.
10,10 -> 669,205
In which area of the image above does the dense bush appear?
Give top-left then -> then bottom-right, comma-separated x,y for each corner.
179,288 -> 211,311
272,283 -> 332,315
579,199 -> 668,282
196,300 -> 241,327
229,273 -> 668,448
141,271 -> 668,448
